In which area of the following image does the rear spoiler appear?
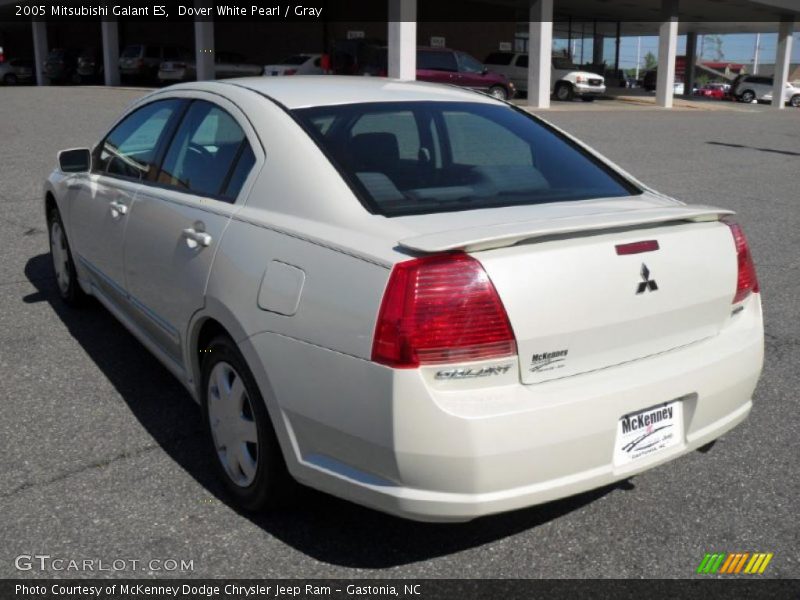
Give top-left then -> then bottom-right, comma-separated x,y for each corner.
398,205 -> 734,253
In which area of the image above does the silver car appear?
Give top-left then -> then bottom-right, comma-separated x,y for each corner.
45,77 -> 762,521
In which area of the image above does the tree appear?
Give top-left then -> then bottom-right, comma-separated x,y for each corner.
703,35 -> 725,61
643,51 -> 658,71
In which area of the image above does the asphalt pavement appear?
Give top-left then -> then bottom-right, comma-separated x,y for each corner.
0,86 -> 797,579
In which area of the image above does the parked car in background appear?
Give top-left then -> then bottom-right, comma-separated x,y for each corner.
0,57 -> 34,84
331,38 -> 386,76
44,77 -> 763,522
76,47 -> 103,84
730,74 -> 775,103
483,52 -> 605,101
120,44 -> 189,83
416,47 -> 515,100
43,48 -> 80,83
761,80 -> 800,107
158,51 -> 261,84
642,70 -> 687,96
694,83 -> 727,99
264,53 -> 323,76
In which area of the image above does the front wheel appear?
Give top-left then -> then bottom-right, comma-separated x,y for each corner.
201,335 -> 296,511
790,95 -> 800,108
555,82 -> 574,101
488,85 -> 508,101
47,208 -> 86,306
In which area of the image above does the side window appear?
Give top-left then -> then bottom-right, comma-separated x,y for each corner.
96,99 -> 182,180
515,55 -> 529,68
158,100 -> 253,200
417,50 -> 457,72
351,111 -> 420,161
457,52 -> 485,74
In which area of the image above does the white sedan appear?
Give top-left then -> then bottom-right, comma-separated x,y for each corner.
44,77 -> 763,522
263,53 -> 323,76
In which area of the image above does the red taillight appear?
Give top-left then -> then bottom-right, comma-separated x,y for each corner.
284,68 -> 297,75
725,220 -> 759,304
371,253 -> 517,368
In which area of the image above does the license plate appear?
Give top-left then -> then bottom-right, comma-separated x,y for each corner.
613,400 -> 683,466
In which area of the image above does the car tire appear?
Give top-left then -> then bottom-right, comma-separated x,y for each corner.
4,73 -> 18,85
740,90 -> 756,103
555,82 -> 574,101
201,335 -> 297,512
47,207 -> 86,306
790,95 -> 800,108
488,85 -> 508,101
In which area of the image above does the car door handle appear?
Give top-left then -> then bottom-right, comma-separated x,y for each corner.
182,227 -> 212,248
109,200 -> 128,217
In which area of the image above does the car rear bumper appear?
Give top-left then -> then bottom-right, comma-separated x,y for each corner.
242,295 -> 762,522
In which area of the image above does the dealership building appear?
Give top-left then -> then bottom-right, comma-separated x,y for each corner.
0,0 -> 798,109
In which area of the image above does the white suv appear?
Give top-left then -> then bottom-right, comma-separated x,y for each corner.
731,74 -> 777,103
484,52 -> 606,101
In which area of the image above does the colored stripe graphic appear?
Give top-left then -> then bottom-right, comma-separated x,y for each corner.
697,552 -> 773,574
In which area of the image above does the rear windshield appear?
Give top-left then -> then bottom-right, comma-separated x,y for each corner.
293,101 -> 639,217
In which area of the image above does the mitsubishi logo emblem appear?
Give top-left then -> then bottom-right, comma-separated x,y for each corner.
636,263 -> 658,294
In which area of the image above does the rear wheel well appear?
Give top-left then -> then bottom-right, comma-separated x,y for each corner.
193,318 -> 233,390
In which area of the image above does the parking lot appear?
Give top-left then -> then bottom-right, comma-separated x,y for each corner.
0,86 -> 797,579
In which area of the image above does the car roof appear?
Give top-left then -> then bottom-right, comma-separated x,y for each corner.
167,76 -> 504,109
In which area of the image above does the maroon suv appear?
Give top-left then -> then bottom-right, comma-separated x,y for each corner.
417,47 -> 515,100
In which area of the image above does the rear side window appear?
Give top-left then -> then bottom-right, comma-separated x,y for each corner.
418,50 -> 457,72
96,99 -> 182,180
158,100 -> 253,200
515,55 -> 529,68
294,101 -> 639,217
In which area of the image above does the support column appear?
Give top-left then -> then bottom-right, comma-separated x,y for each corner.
31,20 -> 48,86
683,31 -> 697,98
388,0 -> 416,80
655,0 -> 679,108
592,33 -> 604,66
771,18 -> 794,110
101,21 -> 120,86
527,0 -> 553,109
194,0 -> 215,81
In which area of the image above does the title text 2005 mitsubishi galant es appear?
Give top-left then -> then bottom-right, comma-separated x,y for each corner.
45,77 -> 763,521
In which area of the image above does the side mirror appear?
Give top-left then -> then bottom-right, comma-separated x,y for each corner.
58,148 -> 91,173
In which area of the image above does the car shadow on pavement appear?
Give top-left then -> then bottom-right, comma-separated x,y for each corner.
25,252 -> 626,569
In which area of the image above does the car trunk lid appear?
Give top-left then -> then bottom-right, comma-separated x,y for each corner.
397,201 -> 737,383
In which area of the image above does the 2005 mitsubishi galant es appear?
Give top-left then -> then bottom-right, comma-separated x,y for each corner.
45,77 -> 763,522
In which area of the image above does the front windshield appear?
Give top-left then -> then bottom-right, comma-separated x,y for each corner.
293,101 -> 639,217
